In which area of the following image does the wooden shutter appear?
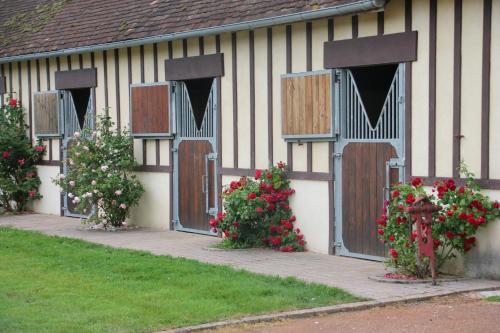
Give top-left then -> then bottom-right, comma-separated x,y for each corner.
130,83 -> 171,138
281,70 -> 334,141
34,91 -> 61,137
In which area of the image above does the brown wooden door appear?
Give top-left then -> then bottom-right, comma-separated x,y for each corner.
178,140 -> 214,231
341,142 -> 398,257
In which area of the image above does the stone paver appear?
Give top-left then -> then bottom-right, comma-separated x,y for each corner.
1,213 -> 499,301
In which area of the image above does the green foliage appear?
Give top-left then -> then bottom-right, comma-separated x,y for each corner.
0,98 -> 45,212
52,115 -> 144,227
0,227 -> 360,333
377,163 -> 500,278
212,163 -> 306,252
485,296 -> 500,302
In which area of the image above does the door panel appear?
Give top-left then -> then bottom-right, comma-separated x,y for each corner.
341,142 -> 397,257
178,140 -> 214,231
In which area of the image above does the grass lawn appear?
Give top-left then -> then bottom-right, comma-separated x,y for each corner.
0,227 -> 361,333
485,296 -> 500,302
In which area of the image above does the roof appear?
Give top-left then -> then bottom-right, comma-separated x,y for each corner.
0,0 -> 377,60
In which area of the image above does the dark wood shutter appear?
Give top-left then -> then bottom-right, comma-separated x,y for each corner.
130,83 -> 171,138
281,70 -> 334,141
34,91 -> 61,137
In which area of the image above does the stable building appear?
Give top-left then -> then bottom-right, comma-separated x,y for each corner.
1,0 -> 499,277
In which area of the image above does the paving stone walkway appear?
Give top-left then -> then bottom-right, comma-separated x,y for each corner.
1,213 -> 499,301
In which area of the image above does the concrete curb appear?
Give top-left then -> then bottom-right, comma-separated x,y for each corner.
368,275 -> 474,284
158,286 -> 500,333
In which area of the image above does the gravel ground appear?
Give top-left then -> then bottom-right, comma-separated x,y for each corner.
203,294 -> 500,333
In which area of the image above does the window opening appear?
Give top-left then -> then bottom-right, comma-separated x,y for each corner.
349,64 -> 398,129
69,88 -> 91,129
184,78 -> 214,131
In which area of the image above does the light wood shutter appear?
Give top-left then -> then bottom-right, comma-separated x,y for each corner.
34,91 -> 61,137
281,70 -> 334,141
130,83 -> 171,138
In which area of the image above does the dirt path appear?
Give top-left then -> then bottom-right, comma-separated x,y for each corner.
204,294 -> 500,333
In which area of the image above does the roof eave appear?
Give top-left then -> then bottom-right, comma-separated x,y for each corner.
0,0 -> 386,64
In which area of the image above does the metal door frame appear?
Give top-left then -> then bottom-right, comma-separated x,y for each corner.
60,88 -> 95,218
334,64 -> 405,260
172,79 -> 219,236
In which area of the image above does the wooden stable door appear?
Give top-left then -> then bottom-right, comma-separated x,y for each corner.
177,140 -> 215,232
341,143 -> 398,257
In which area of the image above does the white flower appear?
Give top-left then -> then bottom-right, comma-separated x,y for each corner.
115,190 -> 122,196
69,159 -> 74,165
73,197 -> 81,204
75,152 -> 80,157
91,180 -> 97,186
69,181 -> 75,187
59,174 -> 66,180
122,221 -> 128,226
86,192 -> 92,198
101,165 -> 108,172
92,131 -> 97,137
83,146 -> 89,151
119,203 -> 127,209
108,173 -> 112,177
73,132 -> 80,138
93,189 -> 98,194
68,193 -> 74,198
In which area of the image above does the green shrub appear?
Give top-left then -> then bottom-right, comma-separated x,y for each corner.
213,163 -> 306,251
53,115 -> 144,227
0,98 -> 45,212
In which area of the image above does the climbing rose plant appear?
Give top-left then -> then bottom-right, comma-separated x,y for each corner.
53,115 -> 144,228
377,164 -> 500,278
0,98 -> 45,212
212,163 -> 306,251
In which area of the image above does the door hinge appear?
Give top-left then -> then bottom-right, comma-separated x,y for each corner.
333,152 -> 342,158
334,71 -> 341,83
332,241 -> 342,248
171,148 -> 178,152
207,153 -> 218,160
398,96 -> 404,104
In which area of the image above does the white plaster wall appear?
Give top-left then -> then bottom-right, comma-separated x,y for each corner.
129,172 -> 170,229
221,32 -> 235,168
358,11 -> 378,37
32,166 -> 61,215
490,0 -> 500,179
271,25 -> 287,165
384,0 -> 405,34
435,0 -> 455,177
254,28 -> 270,170
460,0 -> 483,176
289,180 -> 330,254
410,0 -> 430,176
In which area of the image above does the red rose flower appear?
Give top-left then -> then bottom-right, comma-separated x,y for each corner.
255,169 -> 262,179
267,203 -> 275,211
277,161 -> 285,169
411,177 -> 422,187
406,193 -> 415,204
391,190 -> 400,199
447,210 -> 454,216
280,245 -> 293,252
9,98 -> 17,106
438,215 -> 445,222
494,201 -> 500,209
377,229 -> 384,236
17,159 -> 25,166
458,186 -> 465,194
247,192 -> 257,200
266,172 -> 272,179
458,211 -> 467,220
2,151 -> 9,159
28,190 -> 36,198
388,235 -> 395,242
290,215 -> 296,222
35,145 -> 45,152
232,221 -> 239,227
255,207 -> 264,214
445,231 -> 455,239
209,219 -> 218,227
389,248 -> 398,258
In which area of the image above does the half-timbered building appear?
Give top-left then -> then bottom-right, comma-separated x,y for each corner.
1,0 -> 499,277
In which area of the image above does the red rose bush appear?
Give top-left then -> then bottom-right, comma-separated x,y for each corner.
0,98 -> 45,212
377,164 -> 500,278
212,163 -> 306,251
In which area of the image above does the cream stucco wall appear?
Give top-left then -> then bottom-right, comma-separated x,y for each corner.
129,172 -> 170,229
32,165 -> 61,215
289,180 -> 330,254
490,0 -> 500,179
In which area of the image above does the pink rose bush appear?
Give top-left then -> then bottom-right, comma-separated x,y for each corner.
53,116 -> 144,227
0,98 -> 45,212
